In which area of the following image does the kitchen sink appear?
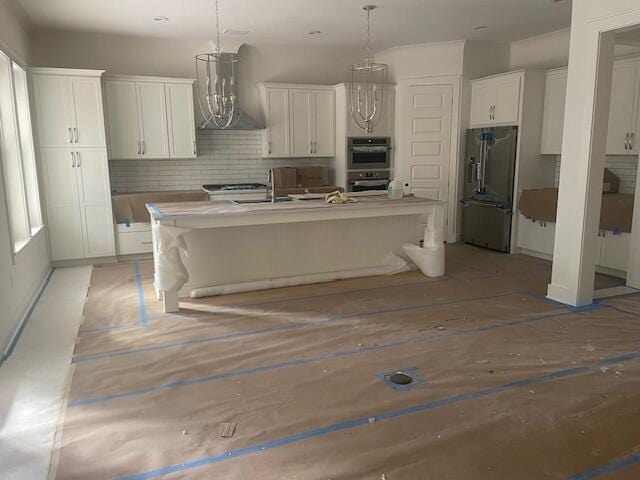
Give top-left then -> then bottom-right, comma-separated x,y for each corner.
230,197 -> 294,205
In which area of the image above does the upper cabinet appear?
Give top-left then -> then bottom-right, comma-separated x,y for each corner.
540,57 -> 640,155
104,75 -> 196,160
540,68 -> 568,155
32,70 -> 106,148
259,83 -> 335,158
606,59 -> 639,155
470,71 -> 522,127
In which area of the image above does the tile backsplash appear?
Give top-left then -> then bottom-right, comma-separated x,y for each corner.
109,130 -> 331,193
554,156 -> 638,194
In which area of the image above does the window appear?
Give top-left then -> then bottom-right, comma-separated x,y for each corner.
0,50 -> 42,253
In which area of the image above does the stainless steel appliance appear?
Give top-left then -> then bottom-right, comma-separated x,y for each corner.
347,170 -> 390,192
461,126 -> 518,252
347,137 -> 391,170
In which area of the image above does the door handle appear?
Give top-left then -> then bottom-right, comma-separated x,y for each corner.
73,127 -> 78,143
76,151 -> 81,167
71,151 -> 75,167
69,127 -> 73,143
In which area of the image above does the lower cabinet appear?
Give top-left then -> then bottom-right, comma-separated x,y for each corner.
116,222 -> 153,255
41,148 -> 115,260
517,214 -> 630,274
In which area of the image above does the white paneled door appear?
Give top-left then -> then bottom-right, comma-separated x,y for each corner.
402,84 -> 453,201
105,81 -> 140,159
32,75 -> 75,147
166,83 -> 197,158
264,88 -> 290,157
69,77 -> 106,147
136,83 -> 170,159
289,90 -> 313,157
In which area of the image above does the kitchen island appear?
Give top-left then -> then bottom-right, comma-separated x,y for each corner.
147,195 -> 445,312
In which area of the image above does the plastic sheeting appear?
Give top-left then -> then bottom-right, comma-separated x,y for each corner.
403,225 -> 446,277
190,252 -> 410,298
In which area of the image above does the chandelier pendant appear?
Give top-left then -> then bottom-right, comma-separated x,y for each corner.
348,5 -> 388,134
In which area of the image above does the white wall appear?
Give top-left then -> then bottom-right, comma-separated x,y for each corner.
32,31 -> 364,123
376,41 -> 465,82
0,0 -> 52,357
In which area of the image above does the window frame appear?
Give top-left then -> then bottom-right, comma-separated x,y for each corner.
0,47 -> 44,261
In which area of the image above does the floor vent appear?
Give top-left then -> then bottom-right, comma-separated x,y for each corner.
388,372 -> 414,385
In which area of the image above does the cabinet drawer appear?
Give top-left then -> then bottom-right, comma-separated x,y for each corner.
117,229 -> 153,255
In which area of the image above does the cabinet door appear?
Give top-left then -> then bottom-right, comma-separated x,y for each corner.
312,90 -> 335,157
289,90 -> 313,157
372,88 -> 395,137
105,81 -> 140,159
470,80 -> 495,126
517,214 -> 543,253
606,61 -> 637,155
264,88 -> 290,157
166,83 -> 197,158
136,83 -> 170,159
75,149 -> 115,257
69,76 -> 106,147
32,75 -> 75,147
599,231 -> 630,272
540,70 -> 568,155
493,75 -> 521,124
40,148 -> 84,260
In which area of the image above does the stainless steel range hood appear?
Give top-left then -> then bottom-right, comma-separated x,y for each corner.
199,110 -> 264,130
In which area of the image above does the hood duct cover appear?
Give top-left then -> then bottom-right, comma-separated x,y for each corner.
199,109 -> 264,130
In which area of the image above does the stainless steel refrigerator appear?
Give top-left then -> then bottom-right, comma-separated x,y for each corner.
461,126 -> 518,252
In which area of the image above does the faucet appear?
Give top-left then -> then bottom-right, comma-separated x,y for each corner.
267,168 -> 276,203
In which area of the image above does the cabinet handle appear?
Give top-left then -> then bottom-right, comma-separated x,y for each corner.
73,127 -> 78,143
310,142 -> 313,155
76,151 -> 81,167
625,133 -> 630,150
268,141 -> 272,155
193,139 -> 197,155
71,151 -> 75,167
69,127 -> 73,143
631,133 -> 635,150
137,141 -> 141,155
142,140 -> 146,155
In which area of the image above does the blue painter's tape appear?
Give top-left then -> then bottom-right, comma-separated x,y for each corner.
113,352 -> 640,480
71,291 -> 531,363
567,451 -> 640,480
68,308 -> 576,408
2,268 -> 55,362
378,366 -> 427,392
134,262 -> 149,327
146,203 -> 163,219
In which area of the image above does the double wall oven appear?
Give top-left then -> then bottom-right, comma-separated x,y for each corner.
346,137 -> 392,192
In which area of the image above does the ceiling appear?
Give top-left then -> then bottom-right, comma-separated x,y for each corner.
18,0 -> 573,51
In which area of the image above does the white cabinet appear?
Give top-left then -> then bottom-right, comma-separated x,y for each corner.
116,223 -> 153,255
289,90 -> 313,156
32,68 -> 115,261
32,71 -> 106,148
166,83 -> 197,158
517,214 -> 555,257
261,87 -> 290,157
598,230 -> 630,272
606,59 -> 640,155
540,68 -> 568,155
41,148 -> 114,260
104,75 -> 195,160
259,83 -> 335,158
136,82 -> 170,158
470,72 -> 522,127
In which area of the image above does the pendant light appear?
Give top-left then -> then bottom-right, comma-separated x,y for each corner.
348,5 -> 388,134
195,0 -> 238,129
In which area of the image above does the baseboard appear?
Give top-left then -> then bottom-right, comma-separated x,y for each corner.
51,256 -> 118,268
2,266 -> 54,362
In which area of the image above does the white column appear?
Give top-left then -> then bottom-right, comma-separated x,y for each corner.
546,19 -> 616,306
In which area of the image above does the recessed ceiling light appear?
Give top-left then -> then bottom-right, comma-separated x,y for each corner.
224,28 -> 250,36
153,16 -> 169,22
473,25 -> 488,31
308,30 -> 322,36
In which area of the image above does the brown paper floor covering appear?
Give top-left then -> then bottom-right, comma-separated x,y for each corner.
53,244 -> 640,479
